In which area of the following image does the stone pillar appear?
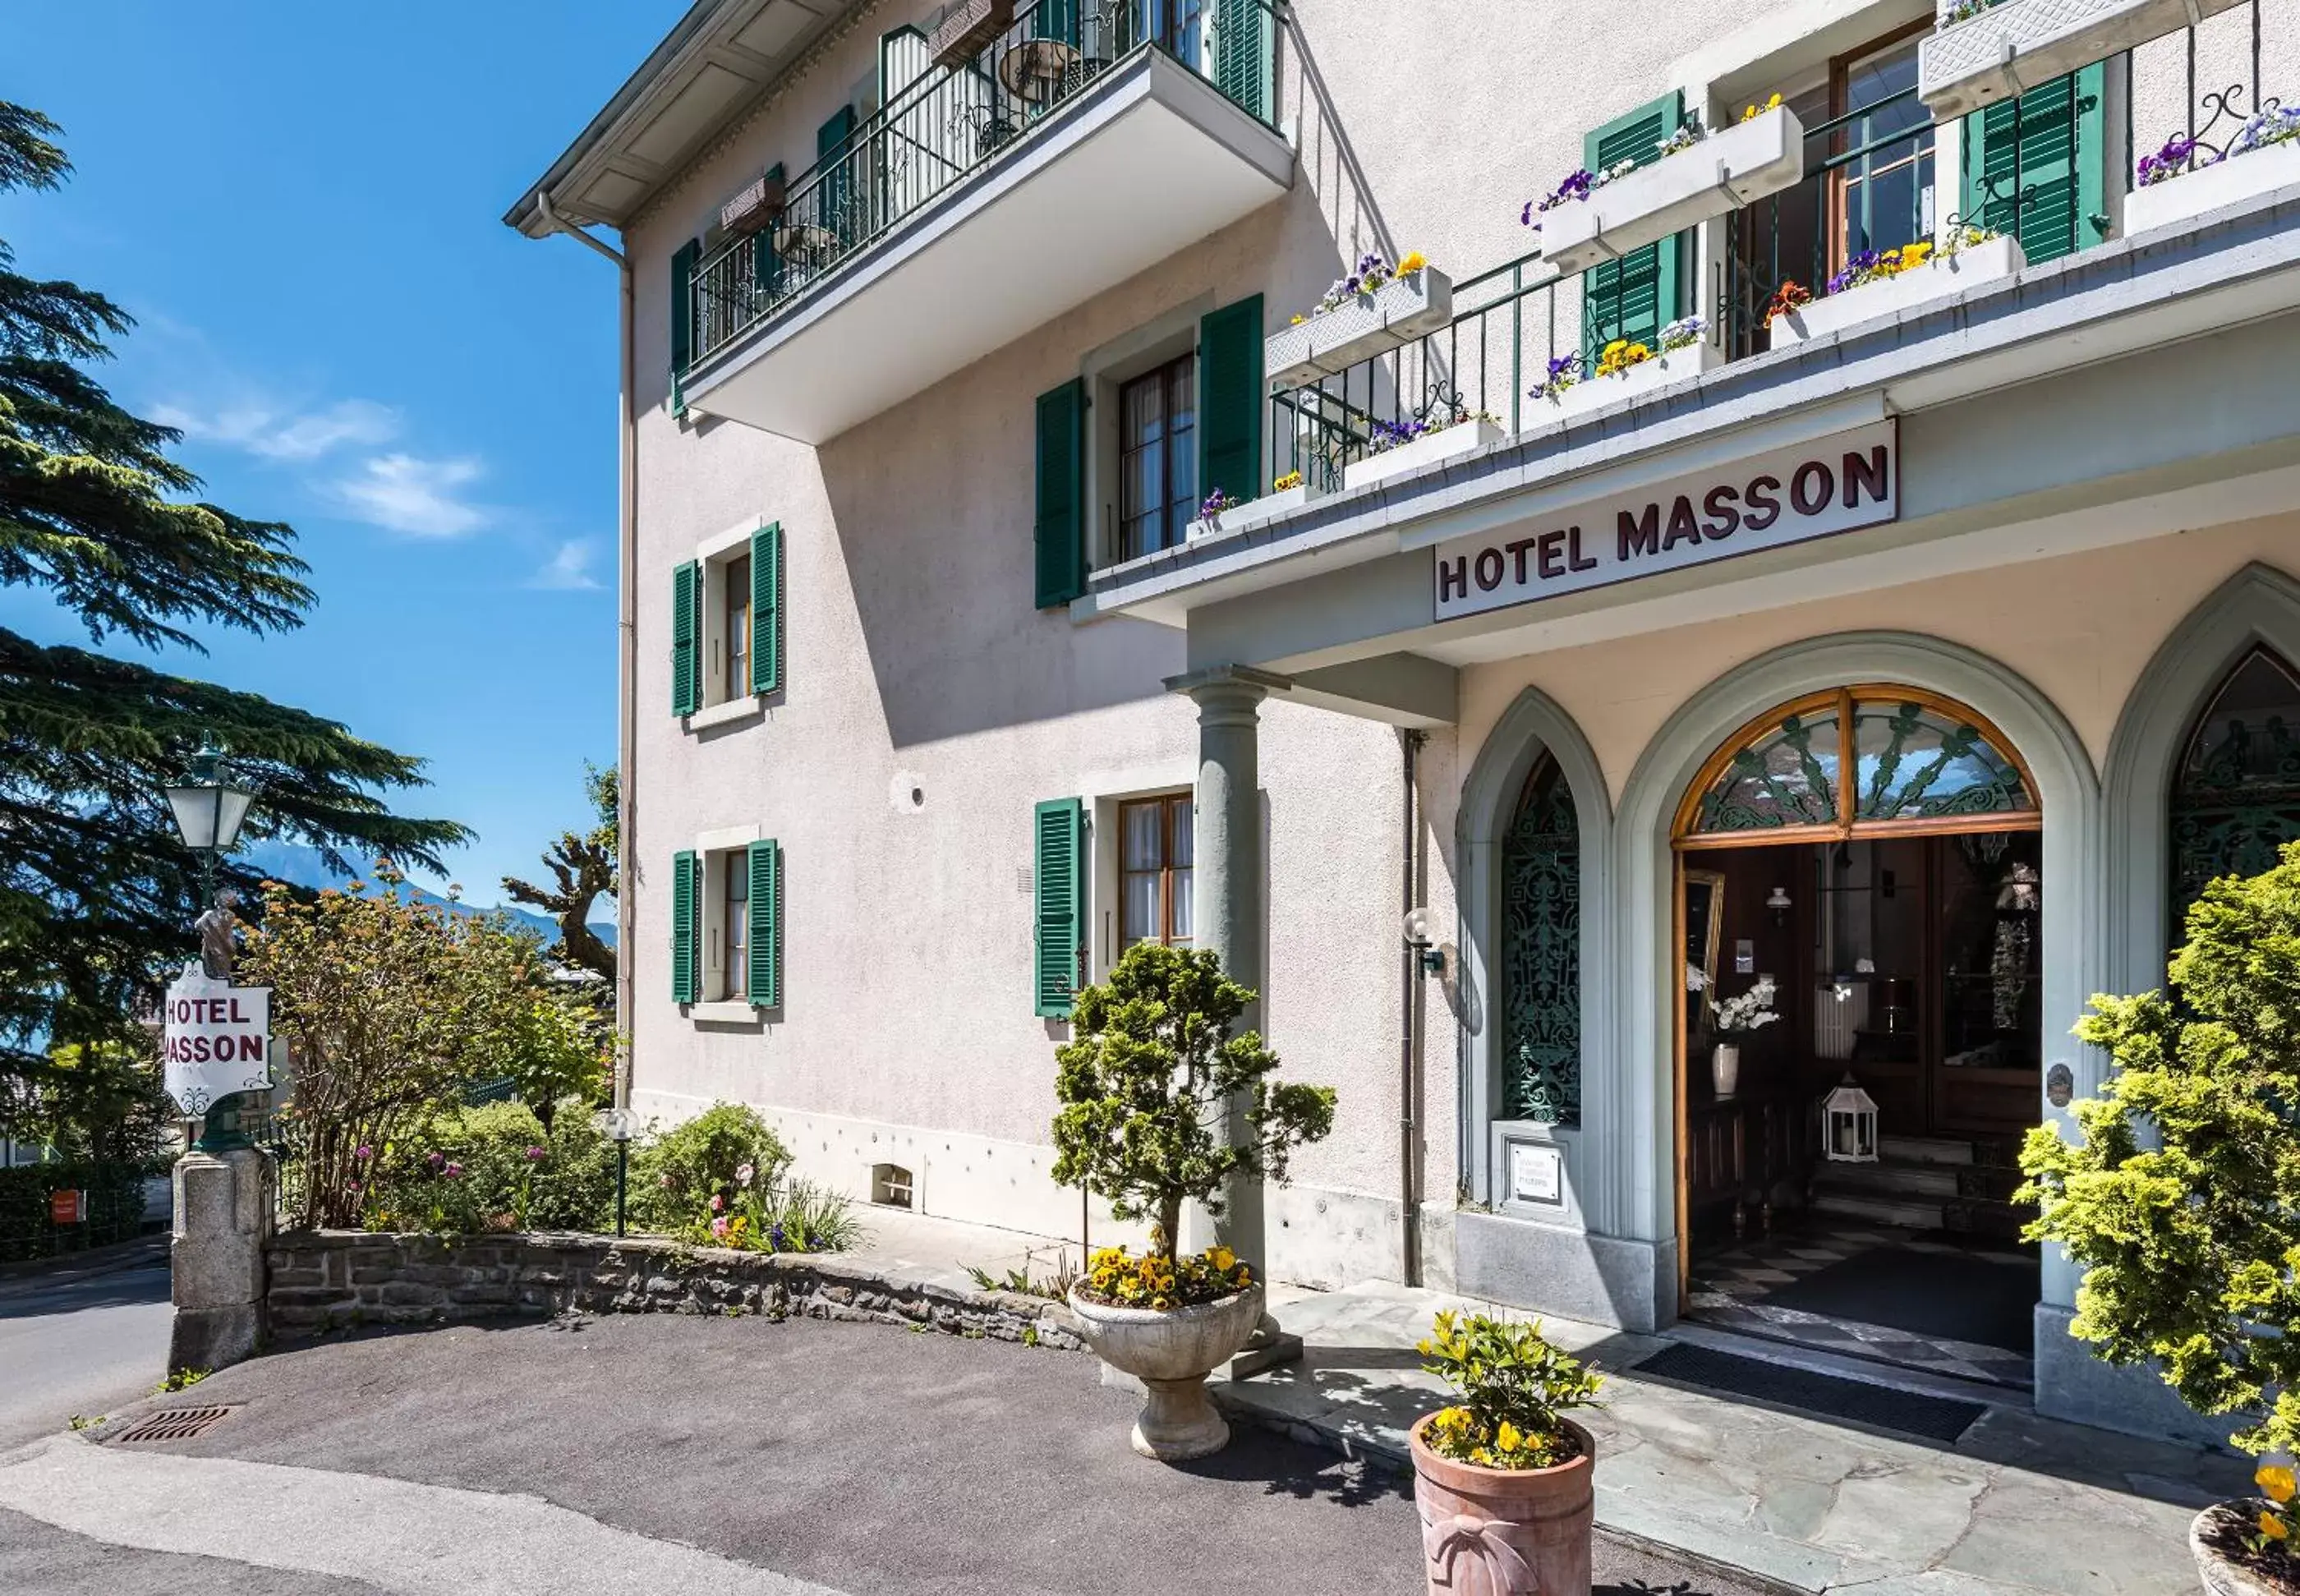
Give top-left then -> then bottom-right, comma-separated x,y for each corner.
168,1146 -> 274,1373
1169,665 -> 1298,1377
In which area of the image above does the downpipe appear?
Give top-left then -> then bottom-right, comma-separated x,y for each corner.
1400,728 -> 1424,1289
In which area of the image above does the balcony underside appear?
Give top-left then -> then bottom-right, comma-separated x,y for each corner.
685,48 -> 1294,444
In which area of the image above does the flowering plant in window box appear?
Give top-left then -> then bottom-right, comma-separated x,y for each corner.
1530,351 -> 1585,402
1764,281 -> 1812,327
2128,102 -> 2300,238
1536,103 -> 1805,276
1546,320 -> 1720,418
1342,406 -> 1507,490
1265,251 -> 1452,390
1920,0 -> 2250,121
1772,223 -> 2024,347
1272,471 -> 1304,493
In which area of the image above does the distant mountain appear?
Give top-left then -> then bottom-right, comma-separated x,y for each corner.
234,842 -> 618,950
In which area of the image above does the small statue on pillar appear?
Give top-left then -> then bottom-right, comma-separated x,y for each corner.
195,889 -> 240,981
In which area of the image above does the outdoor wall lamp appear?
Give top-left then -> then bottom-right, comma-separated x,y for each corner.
1401,906 -> 1446,977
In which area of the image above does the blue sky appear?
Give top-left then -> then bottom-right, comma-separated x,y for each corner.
2,2 -> 683,904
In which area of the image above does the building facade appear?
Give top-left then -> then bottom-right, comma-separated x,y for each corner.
508,0 -> 2300,1442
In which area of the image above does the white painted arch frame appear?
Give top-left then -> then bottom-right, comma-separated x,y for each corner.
1612,632 -> 2102,1312
2102,562 -> 2300,998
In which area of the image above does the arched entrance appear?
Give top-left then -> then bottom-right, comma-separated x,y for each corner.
1671,685 -> 2042,1387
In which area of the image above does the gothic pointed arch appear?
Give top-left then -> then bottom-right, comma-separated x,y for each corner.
1502,751 -> 1580,1125
2168,645 -> 2300,935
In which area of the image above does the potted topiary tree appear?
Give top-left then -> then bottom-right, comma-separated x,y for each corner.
1051,942 -> 1335,1460
2019,839 -> 2300,1596
1410,1310 -> 1606,1594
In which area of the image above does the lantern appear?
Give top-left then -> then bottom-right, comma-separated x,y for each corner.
1823,1075 -> 1879,1162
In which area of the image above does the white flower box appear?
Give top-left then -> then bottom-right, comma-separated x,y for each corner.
1920,0 -> 2249,121
1542,108 -> 1805,278
1342,418 -> 1506,492
1769,233 -> 2026,346
1264,269 -> 1455,390
1187,479 -> 1328,540
2125,139 -> 2300,239
1542,340 -> 1722,418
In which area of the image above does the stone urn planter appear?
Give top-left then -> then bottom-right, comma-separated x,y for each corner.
2192,1502 -> 2299,1596
1068,1281 -> 1265,1460
1410,1414 -> 1596,1595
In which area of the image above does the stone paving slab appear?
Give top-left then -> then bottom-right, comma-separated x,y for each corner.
1216,1281 -> 2250,1596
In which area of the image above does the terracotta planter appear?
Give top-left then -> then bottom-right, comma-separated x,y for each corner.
2192,1502 -> 2300,1596
1066,1282 -> 1264,1460
1409,1414 -> 1595,1596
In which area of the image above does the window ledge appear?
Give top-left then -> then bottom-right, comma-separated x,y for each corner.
688,1000 -> 761,1025
688,696 -> 762,732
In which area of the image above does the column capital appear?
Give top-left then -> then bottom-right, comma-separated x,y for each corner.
1163,663 -> 1293,706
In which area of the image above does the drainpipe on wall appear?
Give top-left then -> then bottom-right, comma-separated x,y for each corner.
1399,728 -> 1424,1288
538,194 -> 638,1115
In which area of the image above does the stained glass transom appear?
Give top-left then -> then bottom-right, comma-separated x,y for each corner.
2169,647 -> 2300,934
1501,754 -> 1580,1125
1695,711 -> 1840,832
1852,700 -> 2032,821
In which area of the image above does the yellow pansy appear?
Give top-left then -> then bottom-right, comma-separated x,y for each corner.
1496,1421 -> 1523,1452
2260,1465 -> 2297,1504
1399,250 -> 1429,275
2261,1511 -> 2289,1541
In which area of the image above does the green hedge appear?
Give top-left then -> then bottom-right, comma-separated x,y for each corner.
0,1161 -> 150,1263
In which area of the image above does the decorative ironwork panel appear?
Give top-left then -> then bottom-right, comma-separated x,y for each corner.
1852,698 -> 2032,821
1502,755 -> 1580,1125
2170,646 -> 2300,936
1695,709 -> 1840,832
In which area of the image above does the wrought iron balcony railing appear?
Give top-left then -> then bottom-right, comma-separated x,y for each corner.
692,0 -> 1280,365
1268,2 -> 2269,502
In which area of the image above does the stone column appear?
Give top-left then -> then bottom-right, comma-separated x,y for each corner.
1168,665 -> 1298,1376
168,1145 -> 274,1373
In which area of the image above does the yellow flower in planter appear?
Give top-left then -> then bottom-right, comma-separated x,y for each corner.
2261,1465 -> 2297,1504
1272,471 -> 1302,493
2262,1510 -> 2289,1541
1398,250 -> 1428,275
1741,92 -> 1783,122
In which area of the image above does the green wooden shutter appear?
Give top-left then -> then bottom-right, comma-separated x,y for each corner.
754,163 -> 786,298
670,238 -> 699,399
1034,379 -> 1086,607
671,560 -> 700,716
1033,798 -> 1084,1018
1962,63 -> 2105,265
1215,0 -> 1273,122
818,107 -> 857,245
671,849 -> 699,1004
1198,294 -> 1265,504
748,522 -> 782,696
748,839 -> 780,1010
1580,91 -> 1686,358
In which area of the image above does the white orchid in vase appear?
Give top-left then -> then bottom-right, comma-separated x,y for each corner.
1711,976 -> 1780,1036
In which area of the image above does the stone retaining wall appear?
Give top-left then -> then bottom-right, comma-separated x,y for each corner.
264,1230 -> 1085,1350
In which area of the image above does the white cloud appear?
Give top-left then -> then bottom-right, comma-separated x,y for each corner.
154,397 -> 401,462
530,539 -> 604,591
332,453 -> 489,538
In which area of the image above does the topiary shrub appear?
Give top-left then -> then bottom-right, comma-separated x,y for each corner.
1051,942 -> 1335,1268
2019,838 -> 2300,1457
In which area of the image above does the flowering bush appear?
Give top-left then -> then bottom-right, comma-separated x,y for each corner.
1531,352 -> 1584,402
1658,315 -> 1706,352
1764,281 -> 1811,326
1077,1242 -> 1253,1310
1272,471 -> 1304,493
1713,975 -> 1780,1035
1594,338 -> 1652,379
361,1098 -> 617,1235
1419,1310 -> 1604,1471
633,1102 -> 791,1233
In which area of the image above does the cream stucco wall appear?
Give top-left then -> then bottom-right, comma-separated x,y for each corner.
605,0 -> 2298,1288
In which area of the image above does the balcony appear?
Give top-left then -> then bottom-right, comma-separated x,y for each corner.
683,0 -> 1293,443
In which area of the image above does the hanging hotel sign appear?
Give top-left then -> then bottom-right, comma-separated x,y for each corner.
1432,420 -> 1898,622
161,962 -> 273,1119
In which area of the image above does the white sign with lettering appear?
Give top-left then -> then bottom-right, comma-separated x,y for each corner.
1433,420 -> 1899,621
1509,1143 -> 1564,1207
161,963 -> 273,1118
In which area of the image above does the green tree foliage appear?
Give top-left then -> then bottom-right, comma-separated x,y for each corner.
1051,943 -> 1335,1264
0,101 -> 465,1086
0,1035 -> 169,1164
2019,838 -> 2300,1456
239,867 -> 590,1229
502,764 -> 617,989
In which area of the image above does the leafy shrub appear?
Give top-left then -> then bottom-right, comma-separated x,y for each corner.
1418,1310 -> 1604,1470
632,1102 -> 792,1235
1051,943 -> 1335,1266
2020,839 -> 2300,1457
737,1178 -> 863,1254
365,1098 -> 615,1235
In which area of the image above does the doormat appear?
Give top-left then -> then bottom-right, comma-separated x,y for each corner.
1761,1241 -> 2035,1353
1631,1344 -> 1986,1443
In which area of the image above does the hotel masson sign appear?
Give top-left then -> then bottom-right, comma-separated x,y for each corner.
1431,421 -> 1899,621
161,963 -> 273,1119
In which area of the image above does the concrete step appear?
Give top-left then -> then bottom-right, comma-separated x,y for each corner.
1815,1161 -> 1963,1198
1811,1189 -> 1949,1229
1878,1134 -> 1976,1166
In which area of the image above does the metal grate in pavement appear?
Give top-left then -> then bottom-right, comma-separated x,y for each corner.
1631,1343 -> 1986,1443
113,1405 -> 234,1444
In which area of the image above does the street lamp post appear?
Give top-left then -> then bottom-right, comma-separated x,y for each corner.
599,1107 -> 637,1235
163,742 -> 258,1151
